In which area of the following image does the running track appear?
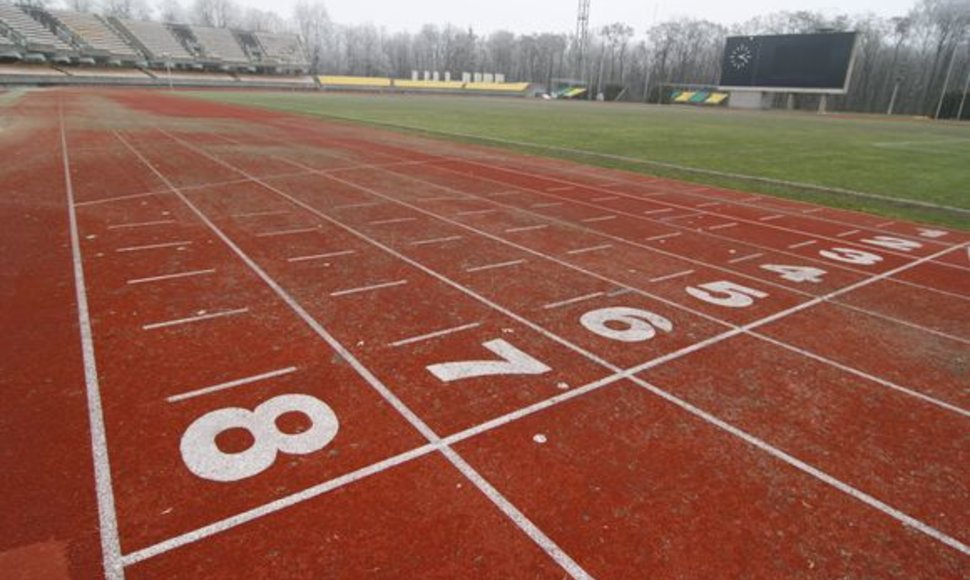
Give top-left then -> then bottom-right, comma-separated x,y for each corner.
2,89 -> 969,578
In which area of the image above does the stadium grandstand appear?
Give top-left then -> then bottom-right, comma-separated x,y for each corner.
252,31 -> 307,69
48,9 -> 141,65
190,25 -> 251,69
0,2 -> 73,62
114,17 -> 194,65
0,4 -> 528,94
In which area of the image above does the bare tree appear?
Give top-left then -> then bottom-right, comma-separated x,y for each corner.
191,0 -> 237,28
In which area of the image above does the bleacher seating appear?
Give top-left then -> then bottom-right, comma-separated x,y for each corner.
50,10 -> 139,62
191,25 -> 249,65
116,18 -> 193,62
0,2 -> 72,54
319,75 -> 390,88
253,32 -> 306,67
0,26 -> 20,58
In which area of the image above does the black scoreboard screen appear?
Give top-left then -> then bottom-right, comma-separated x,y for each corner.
719,32 -> 858,92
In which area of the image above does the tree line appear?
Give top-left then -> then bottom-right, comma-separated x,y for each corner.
20,0 -> 970,117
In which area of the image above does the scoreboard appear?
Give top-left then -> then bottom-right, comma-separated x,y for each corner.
719,32 -> 859,93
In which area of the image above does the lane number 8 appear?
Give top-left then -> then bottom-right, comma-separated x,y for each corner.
180,394 -> 339,482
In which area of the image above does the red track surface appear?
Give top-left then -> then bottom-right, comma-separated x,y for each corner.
2,89 -> 969,578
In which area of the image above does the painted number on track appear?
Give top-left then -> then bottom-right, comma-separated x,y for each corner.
760,264 -> 827,284
181,394 -> 339,482
580,307 -> 673,342
861,236 -> 923,252
819,247 -> 884,265
686,281 -> 768,308
427,338 -> 551,382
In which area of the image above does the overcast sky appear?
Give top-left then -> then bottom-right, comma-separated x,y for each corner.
243,0 -> 915,33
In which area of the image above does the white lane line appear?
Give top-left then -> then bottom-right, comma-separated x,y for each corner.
542,292 -> 604,310
531,202 -> 564,208
649,269 -> 695,283
727,253 -> 763,265
750,331 -> 970,418
127,268 -> 216,285
696,201 -> 722,208
333,201 -> 381,210
107,219 -> 176,229
74,189 -> 174,207
505,224 -> 548,233
330,279 -> 408,297
465,259 -> 526,273
707,222 -> 737,231
388,322 -> 482,347
60,107 -> 124,580
788,240 -> 818,249
287,250 -> 356,262
167,366 -> 298,403
488,190 -> 521,197
662,212 -> 701,222
121,443 -> 439,567
645,232 -> 681,242
417,195 -> 469,202
802,207 -> 825,214
643,208 -> 674,215
456,209 -> 499,217
580,215 -> 617,223
875,221 -> 896,228
116,240 -> 192,253
606,287 -> 633,297
837,229 -> 861,237
758,214 -> 784,222
410,235 -> 464,246
547,185 -> 574,192
369,217 -> 417,225
143,308 -> 249,330
565,244 -> 613,255
591,195 -> 619,202
255,226 -> 319,237
231,210 -> 288,218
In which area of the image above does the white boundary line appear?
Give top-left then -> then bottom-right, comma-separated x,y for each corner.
60,103 -> 125,580
330,279 -> 408,297
706,222 -> 737,231
410,235 -> 464,246
505,224 -> 548,233
116,240 -> 192,253
107,219 -> 176,230
465,259 -> 526,273
167,366 -> 299,403
649,269 -> 695,283
565,244 -> 613,255
255,226 -> 319,237
542,292 -> 604,310
127,268 -> 215,285
388,322 -> 481,347
142,307 -> 249,330
287,250 -> 356,262
645,232 -> 681,242
787,240 -> 817,249
165,128 -> 970,558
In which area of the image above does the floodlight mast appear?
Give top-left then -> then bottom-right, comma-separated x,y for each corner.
575,0 -> 591,86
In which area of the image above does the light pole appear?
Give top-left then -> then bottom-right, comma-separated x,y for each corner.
162,52 -> 173,91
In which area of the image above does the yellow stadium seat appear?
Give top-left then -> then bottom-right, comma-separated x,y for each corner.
318,76 -> 391,87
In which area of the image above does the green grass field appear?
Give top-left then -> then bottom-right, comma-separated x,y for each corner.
187,91 -> 970,229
